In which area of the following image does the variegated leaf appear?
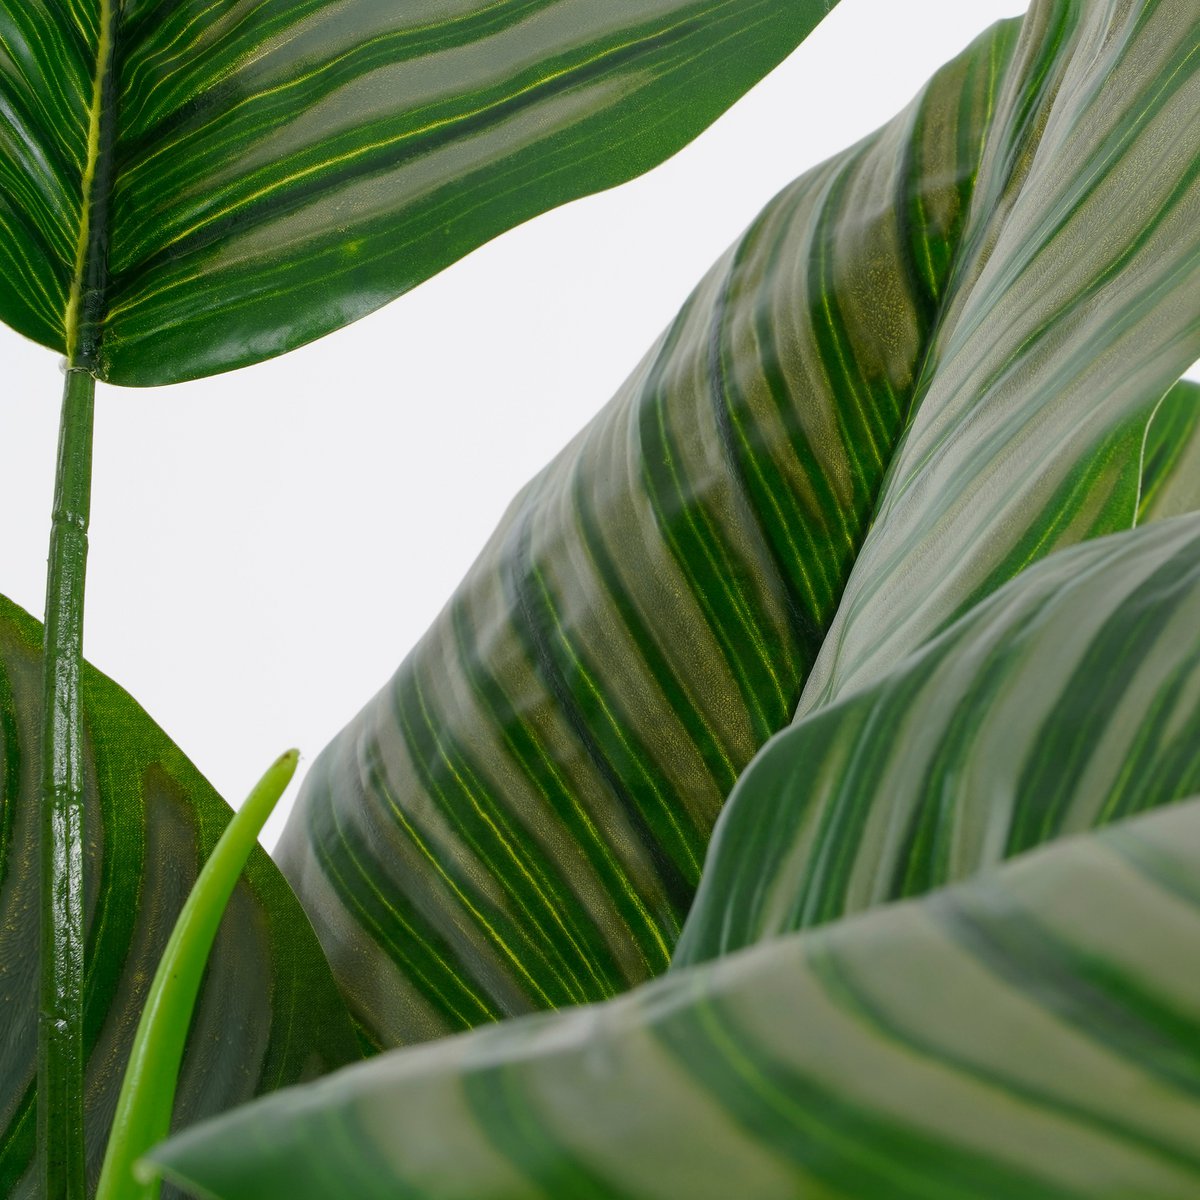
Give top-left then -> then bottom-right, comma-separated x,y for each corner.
676,513 -> 1200,965
152,794 -> 1200,1198
794,4 -> 1200,715
278,16 -> 1017,1047
281,0 -> 1200,1050
0,0 -> 839,383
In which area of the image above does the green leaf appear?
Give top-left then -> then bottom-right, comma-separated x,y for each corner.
675,512 -> 1200,966
149,793 -> 1200,1199
792,7 -> 1200,716
0,0 -> 841,384
0,596 -> 360,1196
277,15 -> 1019,1048
279,0 -> 1200,1050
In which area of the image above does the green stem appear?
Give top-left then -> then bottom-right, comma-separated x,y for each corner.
39,366 -> 97,1200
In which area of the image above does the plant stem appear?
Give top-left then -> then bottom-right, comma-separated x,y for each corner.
39,365 -> 97,1200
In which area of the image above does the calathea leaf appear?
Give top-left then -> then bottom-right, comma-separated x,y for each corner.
276,16 -> 1019,1047
150,508 -> 1200,1196
675,512 -> 1200,966
0,0 -> 841,384
151,793 -> 1200,1199
792,5 -> 1200,715
0,596 -> 360,1197
279,0 -> 1200,1051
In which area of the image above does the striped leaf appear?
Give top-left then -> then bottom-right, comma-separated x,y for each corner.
276,17 -> 1019,1048
0,0 -> 840,385
279,0 -> 1200,1050
793,3 -> 1200,716
0,595 -> 360,1197
675,513 -> 1200,965
150,794 -> 1200,1199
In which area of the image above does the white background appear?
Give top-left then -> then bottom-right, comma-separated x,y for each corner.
2,0 -> 1196,847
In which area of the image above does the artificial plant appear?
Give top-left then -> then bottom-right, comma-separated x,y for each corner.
1,0 -> 841,1193
1,0 -> 1198,1197
277,0 -> 1200,1048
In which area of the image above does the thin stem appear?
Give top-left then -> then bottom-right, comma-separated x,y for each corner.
39,365 -> 97,1200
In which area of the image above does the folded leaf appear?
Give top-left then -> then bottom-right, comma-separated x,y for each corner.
277,17 -> 1019,1046
676,512 -> 1200,965
0,0 -> 841,383
281,0 -> 1200,1050
0,596 -> 360,1197
794,6 -> 1200,714
152,796 -> 1200,1199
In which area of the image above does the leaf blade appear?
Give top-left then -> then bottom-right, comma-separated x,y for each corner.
794,3 -> 1200,714
282,0 -> 1200,1049
150,796 -> 1200,1199
0,0 -> 846,381
676,512 -> 1200,965
277,17 -> 1019,1047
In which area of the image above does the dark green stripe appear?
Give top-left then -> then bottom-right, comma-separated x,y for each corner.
448,595 -> 641,990
659,991 -> 1079,1199
807,936 -> 1200,1175
386,672 -> 592,1009
935,884 -> 1200,1097
306,752 -> 503,1031
466,1063 -> 641,1200
508,505 -> 698,913
1008,533 -> 1200,853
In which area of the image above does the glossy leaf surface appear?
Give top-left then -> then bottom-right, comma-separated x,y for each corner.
281,0 -> 1200,1050
0,597 -> 360,1197
676,513 -> 1200,965
0,0 -> 841,383
278,18 -> 1016,1046
153,795 -> 1200,1199
793,4 -> 1200,715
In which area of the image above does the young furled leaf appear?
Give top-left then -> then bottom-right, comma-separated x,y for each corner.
1139,380 -> 1200,525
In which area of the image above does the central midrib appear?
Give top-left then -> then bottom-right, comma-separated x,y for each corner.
64,0 -> 119,372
